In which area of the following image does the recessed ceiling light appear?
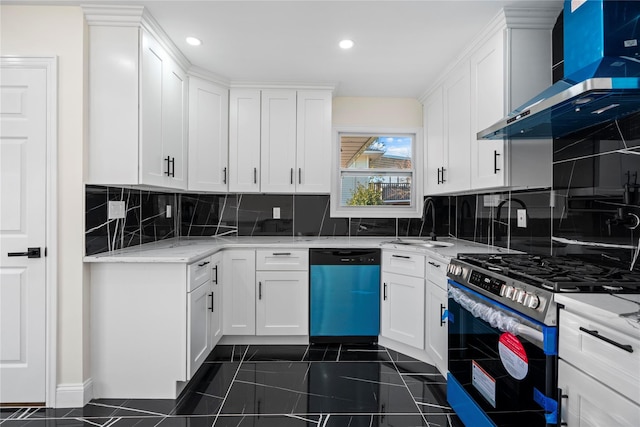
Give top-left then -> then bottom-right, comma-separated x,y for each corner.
186,37 -> 202,46
339,39 -> 354,49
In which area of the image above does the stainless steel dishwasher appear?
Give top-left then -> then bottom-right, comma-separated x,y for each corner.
309,249 -> 380,344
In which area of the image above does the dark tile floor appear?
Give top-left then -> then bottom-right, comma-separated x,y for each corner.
0,344 -> 463,427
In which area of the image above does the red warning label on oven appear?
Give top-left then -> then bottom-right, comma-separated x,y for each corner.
499,332 -> 528,380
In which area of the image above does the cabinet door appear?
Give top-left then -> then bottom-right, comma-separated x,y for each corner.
210,253 -> 223,347
470,30 -> 506,190
260,89 -> 297,193
188,78 -> 229,192
229,89 -> 261,192
296,90 -> 332,193
256,271 -> 309,335
187,281 -> 211,379
162,56 -> 187,189
426,282 -> 448,376
443,62 -> 471,193
558,359 -> 640,427
140,31 -> 166,187
222,250 -> 256,335
423,87 -> 446,194
381,271 -> 425,348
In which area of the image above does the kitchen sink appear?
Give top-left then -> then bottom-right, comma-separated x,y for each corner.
387,238 -> 454,248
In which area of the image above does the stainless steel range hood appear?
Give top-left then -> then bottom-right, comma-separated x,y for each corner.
478,0 -> 640,140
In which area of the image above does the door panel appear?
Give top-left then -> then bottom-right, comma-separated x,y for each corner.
0,66 -> 47,403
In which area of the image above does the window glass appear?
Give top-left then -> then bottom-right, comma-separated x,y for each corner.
341,136 -> 413,170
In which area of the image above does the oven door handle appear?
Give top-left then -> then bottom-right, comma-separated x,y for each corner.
449,285 -> 544,343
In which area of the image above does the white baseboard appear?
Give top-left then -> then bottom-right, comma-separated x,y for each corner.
55,378 -> 93,408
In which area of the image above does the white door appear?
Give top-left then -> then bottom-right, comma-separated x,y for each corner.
228,89 -> 261,192
296,90 -> 332,193
0,66 -> 48,403
260,89 -> 296,193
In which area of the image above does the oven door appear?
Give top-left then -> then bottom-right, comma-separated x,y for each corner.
447,280 -> 558,427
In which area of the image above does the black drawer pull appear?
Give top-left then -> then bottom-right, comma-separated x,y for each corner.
579,327 -> 634,353
392,254 -> 411,259
428,261 -> 441,268
209,292 -> 214,312
272,252 -> 291,256
383,283 -> 387,300
212,265 -> 218,284
197,261 -> 210,267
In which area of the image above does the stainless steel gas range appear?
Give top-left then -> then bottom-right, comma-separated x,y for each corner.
445,253 -> 640,427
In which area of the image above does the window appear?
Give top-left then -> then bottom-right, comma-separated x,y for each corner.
331,128 -> 423,218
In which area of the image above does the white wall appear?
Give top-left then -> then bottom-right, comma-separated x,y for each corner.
332,97 -> 423,128
0,5 -> 88,401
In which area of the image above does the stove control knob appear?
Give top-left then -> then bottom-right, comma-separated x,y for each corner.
454,265 -> 463,276
513,288 -> 526,303
500,285 -> 514,298
524,293 -> 540,309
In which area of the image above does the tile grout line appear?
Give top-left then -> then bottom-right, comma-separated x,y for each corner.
211,345 -> 250,426
383,347 -> 432,426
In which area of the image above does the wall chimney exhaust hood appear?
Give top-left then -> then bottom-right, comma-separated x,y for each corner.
478,0 -> 640,140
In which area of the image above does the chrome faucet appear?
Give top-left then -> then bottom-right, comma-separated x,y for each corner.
422,197 -> 437,241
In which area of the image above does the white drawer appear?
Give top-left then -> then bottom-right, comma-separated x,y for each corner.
559,309 -> 640,404
382,250 -> 425,278
188,257 -> 212,292
256,249 -> 308,271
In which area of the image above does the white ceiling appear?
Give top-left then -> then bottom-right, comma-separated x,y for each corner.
12,0 -> 563,97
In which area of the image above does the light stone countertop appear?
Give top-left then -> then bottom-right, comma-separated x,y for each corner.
83,236 -> 519,264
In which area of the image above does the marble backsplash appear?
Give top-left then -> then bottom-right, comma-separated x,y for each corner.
85,112 -> 640,263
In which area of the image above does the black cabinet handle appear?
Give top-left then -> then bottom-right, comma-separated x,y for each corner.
392,254 -> 411,259
198,261 -> 210,267
272,252 -> 291,256
258,281 -> 262,300
437,168 -> 441,185
383,283 -> 387,300
494,150 -> 501,173
171,157 -> 176,177
254,167 -> 257,184
164,156 -> 171,176
290,168 -> 294,184
8,247 -> 41,258
223,167 -> 227,184
212,265 -> 218,284
428,261 -> 441,268
440,304 -> 446,327
579,327 -> 633,353
209,292 -> 214,312
557,388 -> 568,426
298,168 -> 302,184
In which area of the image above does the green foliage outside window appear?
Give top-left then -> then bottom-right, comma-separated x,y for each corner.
346,183 -> 383,206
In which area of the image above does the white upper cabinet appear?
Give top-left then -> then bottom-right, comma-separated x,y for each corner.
470,17 -> 555,191
443,62 -> 471,193
260,90 -> 298,192
229,89 -> 262,192
422,8 -> 557,195
85,7 -> 189,190
229,87 -> 332,193
296,90 -> 332,193
188,77 -> 229,192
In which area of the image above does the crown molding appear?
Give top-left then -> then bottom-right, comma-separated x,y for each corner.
82,4 -> 191,71
188,66 -> 231,87
230,81 -> 336,92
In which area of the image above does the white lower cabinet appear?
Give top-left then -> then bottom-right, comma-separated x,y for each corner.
558,307 -> 640,426
209,252 -> 223,347
256,270 -> 309,335
381,250 -> 425,349
223,249 -> 309,336
222,250 -> 257,335
558,359 -> 640,426
91,257 -> 219,399
424,255 -> 449,376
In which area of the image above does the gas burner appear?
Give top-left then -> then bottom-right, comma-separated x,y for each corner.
603,285 -> 624,291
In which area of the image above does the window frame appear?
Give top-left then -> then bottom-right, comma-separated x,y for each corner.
330,126 -> 424,218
